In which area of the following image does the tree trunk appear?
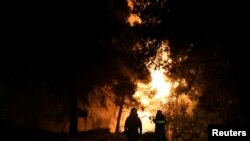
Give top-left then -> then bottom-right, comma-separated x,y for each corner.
115,95 -> 125,133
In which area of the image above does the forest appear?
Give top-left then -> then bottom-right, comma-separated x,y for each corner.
0,0 -> 248,141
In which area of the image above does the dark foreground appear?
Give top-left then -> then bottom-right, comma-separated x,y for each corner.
0,127 -> 157,141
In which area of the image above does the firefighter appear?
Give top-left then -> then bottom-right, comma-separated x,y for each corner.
124,107 -> 142,141
153,110 -> 167,141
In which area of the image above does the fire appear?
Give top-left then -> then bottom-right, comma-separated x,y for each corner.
81,39 -> 196,134
126,0 -> 142,26
116,39 -> 196,134
124,40 -> 176,133
133,69 -> 173,132
127,14 -> 142,26
150,69 -> 171,103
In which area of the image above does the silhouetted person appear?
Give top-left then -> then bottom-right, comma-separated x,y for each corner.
124,107 -> 142,141
153,110 -> 167,141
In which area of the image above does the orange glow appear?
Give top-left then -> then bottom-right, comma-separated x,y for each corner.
126,0 -> 142,26
118,40 -> 196,133
127,14 -> 142,26
122,40 -> 175,133
79,40 -> 197,133
150,69 -> 171,102
127,0 -> 134,10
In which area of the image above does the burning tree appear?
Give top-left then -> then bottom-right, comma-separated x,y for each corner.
117,0 -> 248,141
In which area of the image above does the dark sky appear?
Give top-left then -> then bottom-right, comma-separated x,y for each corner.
2,0 -> 249,59
167,0 -> 248,44
1,1 -> 249,84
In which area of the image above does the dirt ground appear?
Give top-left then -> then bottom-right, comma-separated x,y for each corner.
1,127 -> 157,141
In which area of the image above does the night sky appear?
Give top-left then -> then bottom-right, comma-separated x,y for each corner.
1,0 -> 249,137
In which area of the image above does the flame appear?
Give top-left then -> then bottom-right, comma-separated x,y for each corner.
150,69 -> 171,102
127,0 -> 134,10
79,39 -> 196,133
127,14 -> 142,26
124,40 -> 175,133
126,0 -> 142,26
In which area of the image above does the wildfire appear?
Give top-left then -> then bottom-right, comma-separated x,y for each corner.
123,40 -> 176,133
84,39 -> 196,134
150,69 -> 171,102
